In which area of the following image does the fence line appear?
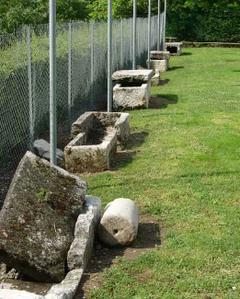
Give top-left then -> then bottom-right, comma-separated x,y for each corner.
0,15 -> 160,169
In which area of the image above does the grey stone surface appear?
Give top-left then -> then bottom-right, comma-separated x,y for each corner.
0,152 -> 87,283
166,42 -> 183,56
0,290 -> 43,299
71,111 -> 130,147
98,198 -> 139,247
149,59 -> 169,73
65,127 -> 117,173
67,195 -> 101,270
112,69 -> 154,84
45,269 -> 83,299
150,50 -> 170,60
151,73 -> 161,86
33,139 -> 64,167
113,83 -> 151,109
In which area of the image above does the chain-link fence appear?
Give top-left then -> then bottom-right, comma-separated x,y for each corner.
0,16 -> 159,199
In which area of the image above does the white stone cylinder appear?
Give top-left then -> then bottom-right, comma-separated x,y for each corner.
98,198 -> 139,247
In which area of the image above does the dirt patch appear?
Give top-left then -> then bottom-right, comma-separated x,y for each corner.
75,214 -> 161,299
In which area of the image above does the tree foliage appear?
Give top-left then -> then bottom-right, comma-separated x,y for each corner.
0,0 -> 89,32
0,0 -> 239,42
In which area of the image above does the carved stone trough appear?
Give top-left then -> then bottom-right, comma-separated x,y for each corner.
64,112 -> 130,173
166,42 -> 183,56
112,70 -> 154,110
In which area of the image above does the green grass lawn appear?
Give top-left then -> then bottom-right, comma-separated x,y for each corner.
84,47 -> 240,299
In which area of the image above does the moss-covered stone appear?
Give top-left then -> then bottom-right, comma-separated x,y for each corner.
0,152 -> 87,283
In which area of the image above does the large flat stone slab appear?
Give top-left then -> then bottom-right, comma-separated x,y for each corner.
112,70 -> 154,84
0,152 -> 87,283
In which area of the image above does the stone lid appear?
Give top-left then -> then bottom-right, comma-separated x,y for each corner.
150,50 -> 170,60
112,69 -> 154,83
150,50 -> 169,54
166,42 -> 183,46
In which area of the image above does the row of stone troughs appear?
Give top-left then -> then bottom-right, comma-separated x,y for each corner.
112,42 -> 183,110
0,40 -> 183,299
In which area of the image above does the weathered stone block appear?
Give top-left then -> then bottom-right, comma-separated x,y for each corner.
166,42 -> 183,56
150,50 -> 170,60
45,269 -> 83,299
151,73 -> 161,86
71,111 -> 130,147
67,195 -> 101,271
112,69 -> 154,85
149,59 -> 169,73
33,139 -> 64,167
0,290 -> 43,299
0,152 -> 87,283
112,69 -> 153,110
65,127 -> 117,173
113,83 -> 151,109
98,198 -> 139,247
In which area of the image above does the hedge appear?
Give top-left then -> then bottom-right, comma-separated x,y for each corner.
167,7 -> 240,42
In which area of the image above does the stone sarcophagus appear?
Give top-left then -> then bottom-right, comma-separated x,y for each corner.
166,42 -> 183,56
112,70 -> 154,110
64,112 -> 130,173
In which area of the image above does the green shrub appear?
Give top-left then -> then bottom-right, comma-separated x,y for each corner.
167,7 -> 240,42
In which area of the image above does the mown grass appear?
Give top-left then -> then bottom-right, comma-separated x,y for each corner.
84,47 -> 240,299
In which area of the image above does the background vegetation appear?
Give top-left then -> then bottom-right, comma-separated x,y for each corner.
0,0 -> 239,42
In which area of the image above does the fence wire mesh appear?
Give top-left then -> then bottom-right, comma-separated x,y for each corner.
0,16 -> 159,200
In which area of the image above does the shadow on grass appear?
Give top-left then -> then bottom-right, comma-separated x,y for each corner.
168,66 -> 184,71
149,94 -> 178,109
76,216 -> 161,298
233,70 -> 240,72
158,78 -> 170,86
111,131 -> 149,170
225,59 -> 238,63
179,170 -> 240,179
181,52 -> 192,56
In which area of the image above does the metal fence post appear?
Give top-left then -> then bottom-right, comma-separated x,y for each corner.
120,19 -> 124,67
68,22 -> 72,124
132,0 -> 137,69
157,0 -> 161,51
107,0 -> 112,112
49,0 -> 57,165
160,12 -> 164,50
147,0 -> 151,69
27,26 -> 34,149
163,0 -> 167,50
90,21 -> 94,109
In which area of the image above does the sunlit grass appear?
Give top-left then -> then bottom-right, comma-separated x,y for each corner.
83,47 -> 240,299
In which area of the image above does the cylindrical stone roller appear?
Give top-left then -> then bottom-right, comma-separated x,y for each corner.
98,198 -> 139,247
